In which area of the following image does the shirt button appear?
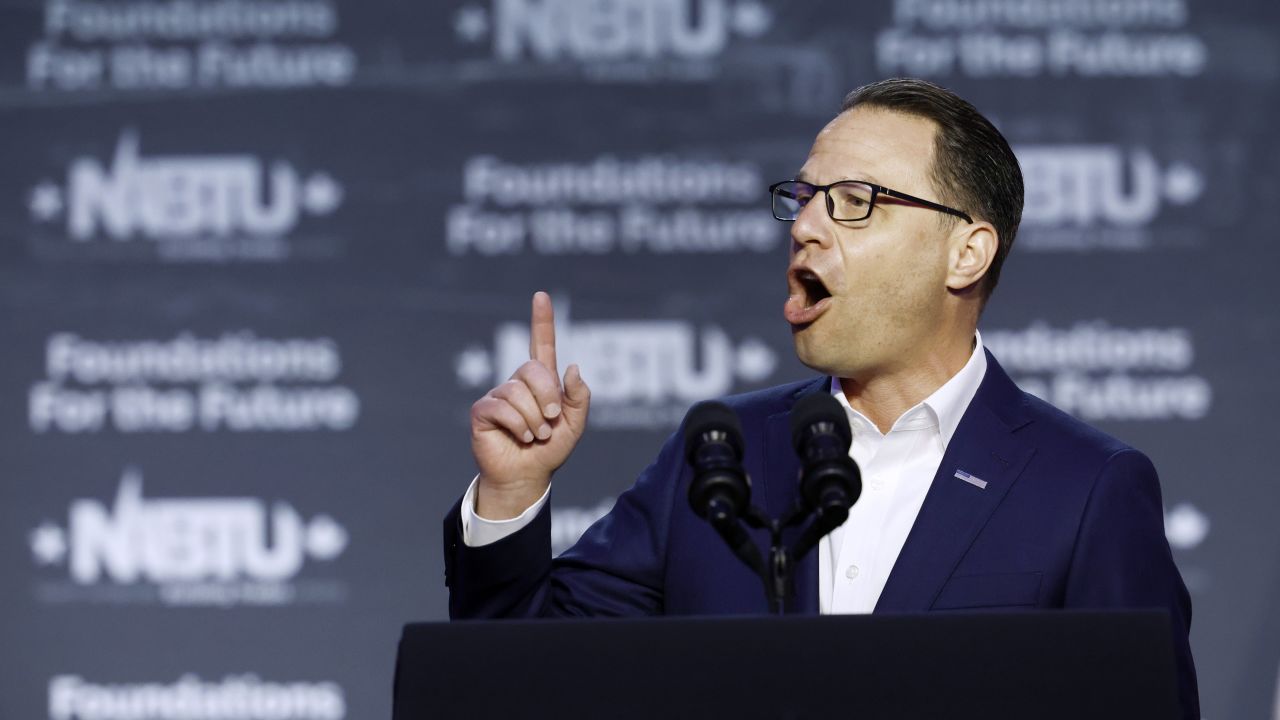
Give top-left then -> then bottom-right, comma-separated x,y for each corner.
845,565 -> 860,580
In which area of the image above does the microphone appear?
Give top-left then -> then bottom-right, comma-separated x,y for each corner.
684,401 -> 762,575
789,392 -> 861,559
684,401 -> 751,525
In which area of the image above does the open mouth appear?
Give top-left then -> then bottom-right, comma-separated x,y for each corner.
796,269 -> 831,306
784,268 -> 834,326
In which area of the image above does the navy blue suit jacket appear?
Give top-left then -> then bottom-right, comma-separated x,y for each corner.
444,351 -> 1198,718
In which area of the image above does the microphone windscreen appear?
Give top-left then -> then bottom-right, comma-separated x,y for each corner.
789,392 -> 852,452
683,401 -> 744,462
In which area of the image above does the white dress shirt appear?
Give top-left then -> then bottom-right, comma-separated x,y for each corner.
820,333 -> 986,613
462,333 -> 988,616
460,478 -> 550,547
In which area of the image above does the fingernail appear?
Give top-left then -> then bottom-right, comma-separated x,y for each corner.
536,424 -> 552,440
522,430 -> 534,443
544,403 -> 561,418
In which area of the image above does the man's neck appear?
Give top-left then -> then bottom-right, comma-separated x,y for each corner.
839,333 -> 976,434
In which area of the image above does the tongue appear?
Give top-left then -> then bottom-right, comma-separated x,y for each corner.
784,294 -> 832,326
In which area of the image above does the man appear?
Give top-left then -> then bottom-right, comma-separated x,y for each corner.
444,78 -> 1198,718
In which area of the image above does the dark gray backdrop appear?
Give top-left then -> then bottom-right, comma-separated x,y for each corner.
2,1 -> 1277,718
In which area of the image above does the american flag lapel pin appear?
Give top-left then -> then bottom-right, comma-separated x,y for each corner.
954,468 -> 988,490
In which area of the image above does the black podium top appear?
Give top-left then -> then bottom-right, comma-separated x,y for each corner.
395,611 -> 1179,720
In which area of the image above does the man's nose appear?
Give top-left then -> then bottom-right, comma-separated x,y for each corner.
790,192 -> 833,251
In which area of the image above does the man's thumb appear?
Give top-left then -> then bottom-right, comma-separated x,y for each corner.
562,363 -> 590,413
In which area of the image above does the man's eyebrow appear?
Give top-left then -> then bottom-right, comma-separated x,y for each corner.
793,170 -> 883,185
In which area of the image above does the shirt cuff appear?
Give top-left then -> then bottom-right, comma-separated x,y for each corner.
460,475 -> 551,547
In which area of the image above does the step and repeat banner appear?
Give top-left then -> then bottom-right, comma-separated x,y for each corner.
2,0 -> 1278,718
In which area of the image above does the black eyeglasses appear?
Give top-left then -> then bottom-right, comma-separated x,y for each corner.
769,180 -> 973,224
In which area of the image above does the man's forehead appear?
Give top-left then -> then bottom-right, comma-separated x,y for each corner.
798,107 -> 936,191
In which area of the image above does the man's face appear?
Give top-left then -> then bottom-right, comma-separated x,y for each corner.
786,106 -> 957,380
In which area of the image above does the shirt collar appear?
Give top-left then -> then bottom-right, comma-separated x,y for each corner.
829,331 -> 988,449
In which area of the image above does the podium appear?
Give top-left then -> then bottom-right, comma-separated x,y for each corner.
394,611 -> 1179,719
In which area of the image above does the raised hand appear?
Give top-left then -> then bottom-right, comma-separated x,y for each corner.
470,291 -> 591,519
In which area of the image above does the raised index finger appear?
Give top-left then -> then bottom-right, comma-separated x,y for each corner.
529,291 -> 558,376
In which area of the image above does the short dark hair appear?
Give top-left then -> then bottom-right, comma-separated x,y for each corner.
841,78 -> 1023,302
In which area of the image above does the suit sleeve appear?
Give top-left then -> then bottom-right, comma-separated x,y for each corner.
444,426 -> 685,619
1063,449 -> 1200,720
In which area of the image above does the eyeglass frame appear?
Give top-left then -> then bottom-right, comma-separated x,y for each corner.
769,179 -> 973,224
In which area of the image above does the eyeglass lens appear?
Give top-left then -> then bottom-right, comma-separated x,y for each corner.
773,181 -> 875,221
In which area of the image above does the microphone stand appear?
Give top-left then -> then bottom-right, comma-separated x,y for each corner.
736,501 -> 839,615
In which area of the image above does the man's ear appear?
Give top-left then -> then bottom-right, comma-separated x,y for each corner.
946,220 -> 998,292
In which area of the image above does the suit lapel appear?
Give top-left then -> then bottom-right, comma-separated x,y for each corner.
761,377 -> 827,615
874,352 -> 1036,613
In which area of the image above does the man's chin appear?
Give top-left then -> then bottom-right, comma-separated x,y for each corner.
792,325 -> 873,379
792,335 -> 840,377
